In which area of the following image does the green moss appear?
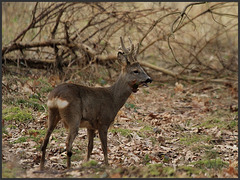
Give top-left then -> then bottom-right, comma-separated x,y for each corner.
150,137 -> 157,146
142,154 -> 151,165
16,98 -> 45,111
178,166 -> 201,176
192,144 -> 214,152
3,107 -> 33,122
82,160 -> 98,167
71,149 -> 84,161
141,164 -> 163,178
8,124 -> 17,129
135,125 -> 153,138
28,129 -> 46,143
196,110 -> 238,131
141,125 -> 152,131
147,164 -> 163,176
54,128 -> 66,135
125,103 -> 139,110
192,158 -> 228,170
162,166 -> 175,176
197,118 -> 221,129
2,127 -> 8,135
142,89 -> 150,94
35,78 -> 54,93
204,149 -> 219,159
110,128 -> 132,137
180,134 -> 211,145
227,119 -> 238,130
13,136 -> 28,144
2,162 -> 24,178
98,78 -> 107,86
40,86 -> 54,93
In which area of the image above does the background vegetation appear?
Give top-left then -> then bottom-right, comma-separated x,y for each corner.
2,2 -> 238,178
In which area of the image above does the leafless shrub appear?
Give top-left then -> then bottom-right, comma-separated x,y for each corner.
2,2 -> 238,82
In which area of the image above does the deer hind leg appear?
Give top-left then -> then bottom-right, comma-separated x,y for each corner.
40,108 -> 60,171
65,124 -> 79,169
87,129 -> 95,161
61,112 -> 80,169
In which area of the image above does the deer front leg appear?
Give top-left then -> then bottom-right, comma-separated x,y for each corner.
99,126 -> 109,165
87,129 -> 95,161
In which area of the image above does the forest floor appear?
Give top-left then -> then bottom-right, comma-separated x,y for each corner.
2,69 -> 238,178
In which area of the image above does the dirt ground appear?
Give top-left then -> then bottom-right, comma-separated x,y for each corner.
2,72 -> 238,178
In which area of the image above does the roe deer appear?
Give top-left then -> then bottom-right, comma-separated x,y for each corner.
40,37 -> 152,170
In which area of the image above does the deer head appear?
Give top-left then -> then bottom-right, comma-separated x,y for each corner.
118,37 -> 152,93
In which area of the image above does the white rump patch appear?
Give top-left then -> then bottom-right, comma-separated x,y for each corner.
56,99 -> 69,109
47,99 -> 55,108
47,98 -> 69,109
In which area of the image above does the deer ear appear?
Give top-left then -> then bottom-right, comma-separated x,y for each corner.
117,52 -> 130,66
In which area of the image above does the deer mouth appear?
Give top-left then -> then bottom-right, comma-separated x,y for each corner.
131,83 -> 139,93
129,80 -> 152,93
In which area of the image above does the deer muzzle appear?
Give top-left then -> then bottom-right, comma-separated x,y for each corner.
145,77 -> 153,84
130,77 -> 152,93
140,77 -> 152,87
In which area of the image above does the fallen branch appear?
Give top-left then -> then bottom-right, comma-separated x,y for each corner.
139,61 -> 177,77
3,40 -> 235,84
139,61 -> 235,84
2,40 -> 117,63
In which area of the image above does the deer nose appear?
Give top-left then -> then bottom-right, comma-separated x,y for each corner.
145,77 -> 152,83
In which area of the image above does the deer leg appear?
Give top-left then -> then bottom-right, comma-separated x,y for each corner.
99,126 -> 109,165
87,129 -> 95,161
66,125 -> 79,169
40,108 -> 60,171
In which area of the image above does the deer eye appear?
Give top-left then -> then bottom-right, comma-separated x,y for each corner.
133,70 -> 139,74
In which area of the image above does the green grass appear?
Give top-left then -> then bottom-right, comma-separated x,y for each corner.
3,106 -> 33,122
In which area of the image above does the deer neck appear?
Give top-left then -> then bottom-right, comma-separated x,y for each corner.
110,73 -> 132,111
